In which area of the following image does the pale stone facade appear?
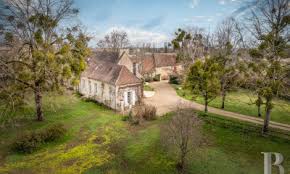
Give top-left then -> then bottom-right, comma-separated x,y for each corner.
79,50 -> 142,111
80,77 -> 117,109
79,77 -> 142,111
137,53 -> 184,81
155,64 -> 184,80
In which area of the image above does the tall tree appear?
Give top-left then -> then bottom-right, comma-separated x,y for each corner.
247,50 -> 269,117
245,0 -> 290,134
214,18 -> 245,109
184,58 -> 220,112
97,30 -> 129,52
0,0 -> 90,121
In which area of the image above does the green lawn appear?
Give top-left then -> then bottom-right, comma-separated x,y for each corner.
0,94 -> 290,174
144,84 -> 154,91
173,85 -> 290,125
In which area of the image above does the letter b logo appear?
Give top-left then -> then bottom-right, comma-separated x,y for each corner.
262,152 -> 284,174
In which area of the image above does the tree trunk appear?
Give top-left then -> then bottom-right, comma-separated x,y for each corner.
262,104 -> 271,134
34,83 -> 44,121
221,90 -> 226,109
257,95 -> 262,117
257,104 -> 262,117
177,152 -> 186,174
204,96 -> 208,113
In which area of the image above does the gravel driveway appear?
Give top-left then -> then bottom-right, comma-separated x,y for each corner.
144,81 -> 290,132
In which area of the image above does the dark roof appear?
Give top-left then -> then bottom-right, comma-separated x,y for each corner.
153,53 -> 177,67
82,59 -> 141,86
90,50 -> 120,64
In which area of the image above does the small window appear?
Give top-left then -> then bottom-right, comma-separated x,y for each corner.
109,87 -> 114,96
127,91 -> 132,104
94,83 -> 98,94
88,81 -> 91,94
82,79 -> 85,89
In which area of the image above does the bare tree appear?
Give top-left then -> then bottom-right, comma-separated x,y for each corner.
244,0 -> 290,134
161,107 -> 203,173
213,18 -> 245,109
97,30 -> 129,52
172,26 -> 209,64
215,17 -> 245,52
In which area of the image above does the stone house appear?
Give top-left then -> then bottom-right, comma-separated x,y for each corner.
79,50 -> 142,111
139,53 -> 183,80
79,49 -> 183,110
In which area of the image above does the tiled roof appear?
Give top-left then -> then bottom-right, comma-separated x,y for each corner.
153,53 -> 177,67
141,54 -> 155,74
116,66 -> 142,86
82,51 -> 141,86
90,50 -> 120,64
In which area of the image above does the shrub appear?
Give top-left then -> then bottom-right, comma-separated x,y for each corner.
132,104 -> 157,122
143,104 -> 157,120
130,106 -> 142,125
39,123 -> 66,142
11,131 -> 40,153
121,115 -> 130,121
153,74 -> 161,81
144,76 -> 153,82
169,75 -> 180,84
12,123 -> 66,153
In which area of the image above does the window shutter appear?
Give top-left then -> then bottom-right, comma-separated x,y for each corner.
132,90 -> 136,105
124,92 -> 128,106
95,83 -> 98,95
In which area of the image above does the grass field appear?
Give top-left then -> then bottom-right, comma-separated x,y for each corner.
173,85 -> 290,125
144,84 -> 154,91
0,94 -> 289,174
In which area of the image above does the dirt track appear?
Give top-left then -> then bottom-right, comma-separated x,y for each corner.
144,81 -> 290,132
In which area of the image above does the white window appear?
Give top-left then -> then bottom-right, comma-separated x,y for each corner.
94,83 -> 98,95
127,91 -> 132,104
82,79 -> 85,89
88,81 -> 91,94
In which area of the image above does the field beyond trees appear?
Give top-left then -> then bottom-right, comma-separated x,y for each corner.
174,85 -> 290,125
0,94 -> 289,174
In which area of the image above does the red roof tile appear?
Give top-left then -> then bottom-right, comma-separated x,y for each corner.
153,53 -> 177,67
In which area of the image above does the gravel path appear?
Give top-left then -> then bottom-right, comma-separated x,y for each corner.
144,81 -> 290,132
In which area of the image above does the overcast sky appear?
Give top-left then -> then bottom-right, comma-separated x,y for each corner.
74,0 -> 248,47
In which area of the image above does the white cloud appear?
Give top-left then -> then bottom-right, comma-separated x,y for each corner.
219,0 -> 226,5
216,12 -> 223,16
184,15 -> 215,23
190,0 -> 200,8
218,0 -> 242,5
93,26 -> 169,47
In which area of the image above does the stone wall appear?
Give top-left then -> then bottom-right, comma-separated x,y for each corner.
118,51 -> 143,78
79,77 -> 142,111
79,77 -> 116,109
155,65 -> 183,80
116,84 -> 142,111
